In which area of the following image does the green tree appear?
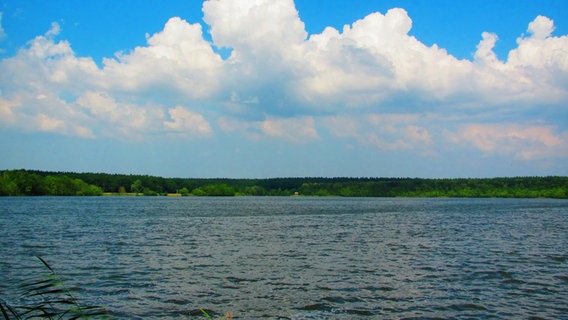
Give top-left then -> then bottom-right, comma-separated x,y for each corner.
143,187 -> 158,196
179,187 -> 190,196
244,185 -> 266,196
131,179 -> 143,195
74,179 -> 103,196
192,183 -> 235,196
0,173 -> 19,195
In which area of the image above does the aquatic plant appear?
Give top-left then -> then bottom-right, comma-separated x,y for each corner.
200,309 -> 233,320
0,257 -> 109,320
0,257 -> 235,320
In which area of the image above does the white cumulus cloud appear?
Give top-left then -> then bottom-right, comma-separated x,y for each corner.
0,0 -> 566,168
76,91 -> 160,139
164,106 -> 213,137
102,17 -> 223,101
203,0 -> 306,56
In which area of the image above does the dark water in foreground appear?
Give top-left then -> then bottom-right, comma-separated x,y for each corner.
1,197 -> 567,319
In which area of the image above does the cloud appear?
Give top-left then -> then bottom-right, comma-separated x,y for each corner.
297,8 -> 477,109
527,15 -> 555,40
203,0 -> 306,56
365,113 -> 433,151
0,96 -> 20,124
0,22 -> 102,96
506,16 -> 568,94
75,92 -> 212,140
0,94 -> 95,139
0,0 -> 567,168
76,91 -> 158,138
219,115 -> 318,143
321,115 -> 361,139
258,116 -> 318,142
320,113 -> 436,153
0,22 -> 100,139
446,123 -> 568,160
0,12 -> 6,40
474,32 -> 500,65
102,17 -> 223,101
0,19 -> 217,141
163,106 -> 213,137
45,21 -> 61,37
203,0 -> 309,117
36,113 -> 66,132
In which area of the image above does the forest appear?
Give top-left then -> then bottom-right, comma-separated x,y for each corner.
0,169 -> 566,198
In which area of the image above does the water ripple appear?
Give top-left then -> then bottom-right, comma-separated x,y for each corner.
1,197 -> 567,319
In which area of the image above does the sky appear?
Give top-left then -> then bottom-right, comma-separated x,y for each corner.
0,0 -> 567,178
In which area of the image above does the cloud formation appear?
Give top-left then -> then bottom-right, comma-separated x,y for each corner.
447,123 -> 568,160
102,17 -> 223,101
0,0 -> 567,165
0,12 -> 6,41
164,106 -> 213,138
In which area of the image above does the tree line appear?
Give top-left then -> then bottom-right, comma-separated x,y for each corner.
0,169 -> 566,198
0,170 -> 103,196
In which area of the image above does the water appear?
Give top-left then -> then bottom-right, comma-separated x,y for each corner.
1,197 -> 567,319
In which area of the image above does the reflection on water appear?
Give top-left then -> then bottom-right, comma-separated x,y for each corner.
1,197 -> 567,319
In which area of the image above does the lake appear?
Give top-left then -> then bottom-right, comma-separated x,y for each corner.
1,197 -> 567,319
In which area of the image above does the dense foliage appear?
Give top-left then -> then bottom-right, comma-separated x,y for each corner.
0,169 -> 566,198
0,170 -> 103,196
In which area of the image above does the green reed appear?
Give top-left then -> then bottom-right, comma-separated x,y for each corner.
0,257 -> 109,320
200,309 -> 233,320
1,257 -> 234,319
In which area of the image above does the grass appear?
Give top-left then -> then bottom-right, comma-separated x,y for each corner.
1,257 -> 109,320
200,309 -> 233,320
1,257 -> 234,319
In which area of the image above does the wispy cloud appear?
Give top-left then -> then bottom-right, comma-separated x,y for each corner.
446,123 -> 568,160
0,12 -> 6,41
0,0 -> 567,167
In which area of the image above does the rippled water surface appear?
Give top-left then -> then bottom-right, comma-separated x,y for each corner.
1,197 -> 567,319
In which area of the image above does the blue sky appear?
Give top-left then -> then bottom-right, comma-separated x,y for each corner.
1,0 -> 567,178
